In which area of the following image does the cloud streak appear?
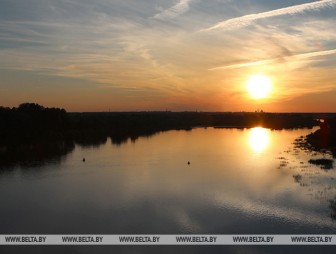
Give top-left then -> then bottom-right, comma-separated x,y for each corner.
153,0 -> 194,20
203,0 -> 336,31
209,48 -> 336,70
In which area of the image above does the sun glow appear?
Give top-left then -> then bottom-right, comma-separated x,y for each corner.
248,127 -> 270,153
246,74 -> 272,99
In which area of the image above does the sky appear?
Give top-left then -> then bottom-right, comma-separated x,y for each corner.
0,0 -> 336,112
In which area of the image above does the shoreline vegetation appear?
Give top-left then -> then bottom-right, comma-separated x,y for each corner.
0,103 -> 335,166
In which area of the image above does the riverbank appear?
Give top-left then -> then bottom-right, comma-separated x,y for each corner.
0,102 -> 332,166
306,118 -> 336,158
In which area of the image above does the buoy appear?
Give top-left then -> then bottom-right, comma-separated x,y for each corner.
188,161 -> 190,165
83,158 -> 85,162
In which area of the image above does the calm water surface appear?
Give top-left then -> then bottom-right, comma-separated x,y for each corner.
1,127 -> 336,235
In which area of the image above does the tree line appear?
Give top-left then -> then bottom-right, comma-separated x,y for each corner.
0,102 -> 325,165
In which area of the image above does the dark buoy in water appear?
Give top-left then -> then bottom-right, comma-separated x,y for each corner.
83,157 -> 85,162
187,161 -> 190,165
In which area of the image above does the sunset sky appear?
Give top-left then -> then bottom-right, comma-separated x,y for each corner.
0,0 -> 336,112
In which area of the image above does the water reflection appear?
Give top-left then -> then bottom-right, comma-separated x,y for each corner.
248,127 -> 270,153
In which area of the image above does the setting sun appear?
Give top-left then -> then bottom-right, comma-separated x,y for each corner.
246,75 -> 272,99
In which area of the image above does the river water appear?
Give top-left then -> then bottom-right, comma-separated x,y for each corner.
1,127 -> 336,252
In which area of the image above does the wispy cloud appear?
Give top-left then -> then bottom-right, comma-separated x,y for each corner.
1,0 -> 336,111
210,48 -> 336,70
153,0 -> 195,20
203,0 -> 336,31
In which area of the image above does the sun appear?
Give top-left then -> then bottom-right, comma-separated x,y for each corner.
245,74 -> 272,99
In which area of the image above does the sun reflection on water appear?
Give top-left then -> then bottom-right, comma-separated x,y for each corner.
248,127 -> 270,153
